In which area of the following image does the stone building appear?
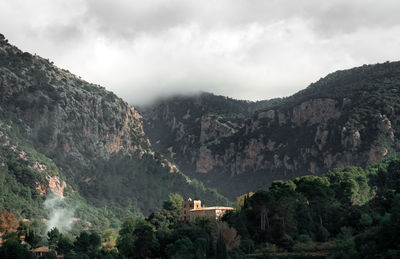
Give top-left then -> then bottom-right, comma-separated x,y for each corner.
180,198 -> 234,222
180,198 -> 202,222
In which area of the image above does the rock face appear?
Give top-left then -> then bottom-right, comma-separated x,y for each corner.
291,98 -> 341,126
47,176 -> 67,198
0,43 -> 151,165
0,34 -> 232,224
0,36 -> 157,180
143,62 -> 400,198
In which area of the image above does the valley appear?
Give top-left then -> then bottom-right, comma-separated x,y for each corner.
0,32 -> 400,258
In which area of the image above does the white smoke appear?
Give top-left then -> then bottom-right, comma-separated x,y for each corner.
44,194 -> 75,233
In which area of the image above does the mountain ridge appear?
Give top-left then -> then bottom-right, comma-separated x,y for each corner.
0,33 -> 229,233
142,61 -> 400,198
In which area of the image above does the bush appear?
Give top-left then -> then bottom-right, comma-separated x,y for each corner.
239,238 -> 255,253
316,225 -> 330,242
297,234 -> 312,243
37,125 -> 54,144
293,241 -> 319,252
278,234 -> 294,251
0,239 -> 36,259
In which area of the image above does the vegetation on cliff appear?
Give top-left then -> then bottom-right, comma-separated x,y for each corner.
143,61 -> 400,199
0,33 -> 229,234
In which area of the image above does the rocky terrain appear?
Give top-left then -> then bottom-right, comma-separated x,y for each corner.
142,62 -> 400,198
0,39 -> 152,172
2,29 -> 400,227
0,33 -> 229,232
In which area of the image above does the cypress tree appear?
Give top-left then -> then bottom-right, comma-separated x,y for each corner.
216,233 -> 227,259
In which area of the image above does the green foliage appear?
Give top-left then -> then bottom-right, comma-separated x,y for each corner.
131,219 -> 160,258
0,102 -> 229,233
79,153 -> 230,219
18,224 -> 41,248
330,227 -> 357,259
0,146 -> 46,219
216,233 -> 227,259
166,237 -> 194,259
116,217 -> 137,258
74,231 -> 101,257
163,193 -> 184,211
0,239 -> 37,259
56,235 -> 74,255
221,157 -> 400,257
326,167 -> 371,205
359,213 -> 372,228
115,193 -> 224,258
117,217 -> 160,258
1,154 -> 398,257
47,227 -> 61,250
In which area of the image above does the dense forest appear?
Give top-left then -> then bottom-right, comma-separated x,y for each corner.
1,156 -> 400,258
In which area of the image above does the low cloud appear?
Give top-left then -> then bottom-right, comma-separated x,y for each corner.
1,1 -> 400,105
44,194 -> 75,233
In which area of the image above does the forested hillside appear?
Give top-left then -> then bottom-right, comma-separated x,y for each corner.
0,33 -> 229,234
2,157 -> 399,258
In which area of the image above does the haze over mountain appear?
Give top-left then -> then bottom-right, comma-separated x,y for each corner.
142,61 -> 400,198
0,34 -> 229,233
2,1 -> 400,257
1,1 -> 400,105
1,28 -> 400,257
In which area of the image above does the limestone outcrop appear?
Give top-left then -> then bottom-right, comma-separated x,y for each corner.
143,62 -> 400,198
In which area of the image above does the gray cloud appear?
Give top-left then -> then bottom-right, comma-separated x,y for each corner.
1,0 -> 400,105
82,0 -> 400,39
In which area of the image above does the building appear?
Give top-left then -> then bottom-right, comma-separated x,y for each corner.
31,246 -> 52,257
189,206 -> 235,221
180,198 -> 202,222
180,198 -> 234,222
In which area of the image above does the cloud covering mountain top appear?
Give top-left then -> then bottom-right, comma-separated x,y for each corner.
1,0 -> 400,105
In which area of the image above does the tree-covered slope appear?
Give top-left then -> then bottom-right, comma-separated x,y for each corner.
143,61 -> 400,199
221,156 -> 400,258
0,33 -> 229,234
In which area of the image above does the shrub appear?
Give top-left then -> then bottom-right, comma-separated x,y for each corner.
297,234 -> 312,243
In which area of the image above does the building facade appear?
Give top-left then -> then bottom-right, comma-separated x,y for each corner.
180,198 -> 202,222
180,198 -> 234,222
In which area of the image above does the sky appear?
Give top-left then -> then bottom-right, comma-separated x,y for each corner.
1,0 -> 400,105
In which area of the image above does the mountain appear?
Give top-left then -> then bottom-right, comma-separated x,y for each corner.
142,61 -> 400,199
0,33 -> 229,233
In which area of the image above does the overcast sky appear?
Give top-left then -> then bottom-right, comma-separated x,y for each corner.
1,0 -> 400,105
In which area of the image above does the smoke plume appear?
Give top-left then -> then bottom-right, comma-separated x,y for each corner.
44,194 -> 75,233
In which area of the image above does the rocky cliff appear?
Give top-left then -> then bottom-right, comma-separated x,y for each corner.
143,62 -> 400,198
0,34 -> 229,230
0,36 -> 151,168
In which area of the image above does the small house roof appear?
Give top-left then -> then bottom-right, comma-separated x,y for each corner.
32,246 -> 51,253
190,206 -> 234,212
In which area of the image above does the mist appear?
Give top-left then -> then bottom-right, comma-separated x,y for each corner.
44,194 -> 75,233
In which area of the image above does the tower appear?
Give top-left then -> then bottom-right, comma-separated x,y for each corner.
180,198 -> 201,222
